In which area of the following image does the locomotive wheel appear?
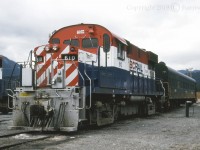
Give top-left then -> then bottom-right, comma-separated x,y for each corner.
164,100 -> 171,111
138,102 -> 148,117
113,105 -> 119,121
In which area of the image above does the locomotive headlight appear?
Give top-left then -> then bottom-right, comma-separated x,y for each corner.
52,45 -> 58,51
52,78 -> 56,85
70,47 -> 75,52
45,46 -> 50,52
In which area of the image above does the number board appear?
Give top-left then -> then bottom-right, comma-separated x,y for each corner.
62,54 -> 78,61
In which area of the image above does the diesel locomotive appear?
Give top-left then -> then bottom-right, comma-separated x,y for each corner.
0,55 -> 21,114
9,24 -> 196,131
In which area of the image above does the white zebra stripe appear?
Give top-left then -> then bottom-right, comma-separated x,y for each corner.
65,64 -> 78,86
59,45 -> 70,58
37,65 -> 52,86
36,45 -> 72,86
46,53 -> 51,62
36,46 -> 45,55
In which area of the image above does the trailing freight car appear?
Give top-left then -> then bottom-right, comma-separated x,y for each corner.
0,55 -> 21,114
155,62 -> 196,110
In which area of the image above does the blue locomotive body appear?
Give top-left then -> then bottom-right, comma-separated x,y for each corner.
0,55 -> 21,113
78,63 -> 160,96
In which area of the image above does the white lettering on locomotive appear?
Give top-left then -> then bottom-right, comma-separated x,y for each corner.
77,30 -> 85,34
64,55 -> 76,61
129,59 -> 143,74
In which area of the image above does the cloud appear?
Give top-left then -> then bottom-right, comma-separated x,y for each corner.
0,0 -> 200,70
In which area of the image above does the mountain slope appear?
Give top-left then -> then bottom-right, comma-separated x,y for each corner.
179,70 -> 200,91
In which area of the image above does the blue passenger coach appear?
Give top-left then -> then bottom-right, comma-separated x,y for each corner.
155,62 -> 196,110
0,55 -> 21,113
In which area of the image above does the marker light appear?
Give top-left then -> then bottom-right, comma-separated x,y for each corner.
45,46 -> 50,52
70,47 -> 75,52
52,45 -> 58,51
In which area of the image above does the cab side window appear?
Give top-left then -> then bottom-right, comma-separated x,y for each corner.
36,56 -> 43,63
82,38 -> 98,48
51,38 -> 60,44
117,43 -> 125,60
103,34 -> 110,52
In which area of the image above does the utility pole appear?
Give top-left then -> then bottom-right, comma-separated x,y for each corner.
186,68 -> 193,77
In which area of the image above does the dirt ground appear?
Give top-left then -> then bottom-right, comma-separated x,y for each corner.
54,103 -> 200,150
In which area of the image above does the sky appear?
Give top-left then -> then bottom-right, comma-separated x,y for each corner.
0,0 -> 200,70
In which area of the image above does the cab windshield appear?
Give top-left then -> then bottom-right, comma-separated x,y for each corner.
51,38 -> 60,44
82,38 -> 98,48
63,39 -> 79,46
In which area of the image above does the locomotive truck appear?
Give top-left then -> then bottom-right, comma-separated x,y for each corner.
9,24 -> 196,131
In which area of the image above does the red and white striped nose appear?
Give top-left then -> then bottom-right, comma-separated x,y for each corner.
65,62 -> 78,86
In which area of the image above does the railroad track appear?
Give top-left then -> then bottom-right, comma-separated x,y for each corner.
0,131 -> 84,150
0,131 -> 71,149
0,132 -> 49,149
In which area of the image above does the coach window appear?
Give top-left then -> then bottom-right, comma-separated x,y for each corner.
0,59 -> 2,68
127,42 -> 132,55
63,39 -> 79,46
82,38 -> 98,48
51,38 -> 60,44
117,42 -> 125,60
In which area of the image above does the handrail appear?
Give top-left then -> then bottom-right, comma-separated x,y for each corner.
82,47 -> 99,109
163,81 -> 169,96
52,58 -> 86,110
6,89 -> 15,109
84,62 -> 92,109
55,90 -> 63,100
6,89 -> 15,97
72,60 -> 85,86
72,60 -> 86,110
160,80 -> 165,97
